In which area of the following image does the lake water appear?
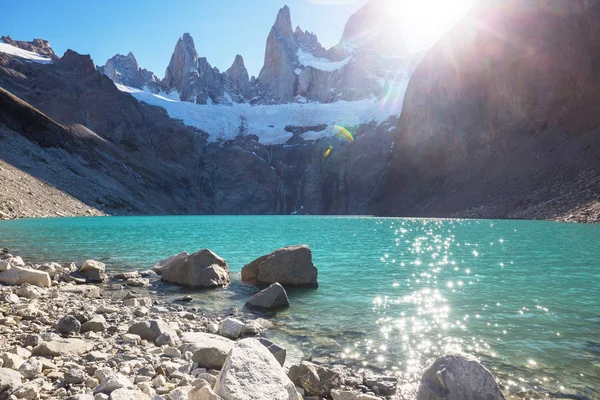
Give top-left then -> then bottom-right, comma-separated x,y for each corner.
0,216 -> 598,398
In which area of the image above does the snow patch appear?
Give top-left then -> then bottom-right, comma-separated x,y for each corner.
0,42 -> 53,64
296,49 -> 351,72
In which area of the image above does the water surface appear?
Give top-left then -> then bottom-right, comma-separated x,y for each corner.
0,216 -> 598,397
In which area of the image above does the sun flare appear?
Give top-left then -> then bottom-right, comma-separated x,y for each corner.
386,0 -> 473,51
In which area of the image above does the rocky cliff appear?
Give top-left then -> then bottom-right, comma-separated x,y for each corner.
98,52 -> 160,93
375,0 -> 600,220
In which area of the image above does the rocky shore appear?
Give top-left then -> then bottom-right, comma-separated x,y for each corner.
0,249 -> 508,400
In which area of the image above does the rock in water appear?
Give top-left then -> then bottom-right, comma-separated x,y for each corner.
0,266 -> 51,287
288,361 -> 342,397
245,282 -> 290,311
153,252 -> 188,275
241,245 -> 318,287
214,338 -> 301,400
161,249 -> 230,288
417,354 -> 506,400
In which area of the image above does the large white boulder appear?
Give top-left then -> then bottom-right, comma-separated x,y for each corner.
0,266 -> 51,287
161,249 -> 230,288
241,245 -> 318,287
180,332 -> 234,370
214,338 -> 301,400
417,354 -> 506,400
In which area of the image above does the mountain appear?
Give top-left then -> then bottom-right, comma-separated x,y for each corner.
374,0 -> 600,221
99,1 -> 414,106
98,52 -> 161,93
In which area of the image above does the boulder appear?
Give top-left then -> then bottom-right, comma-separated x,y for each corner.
153,252 -> 188,275
245,283 -> 289,311
189,381 -> 222,400
55,315 -> 81,336
32,339 -> 94,357
16,284 -> 44,299
0,266 -> 51,287
80,260 -> 106,273
417,354 -> 506,400
288,361 -> 342,397
128,319 -> 177,343
0,367 -> 22,398
241,245 -> 318,287
214,338 -> 301,400
81,315 -> 109,333
180,332 -> 234,370
0,260 -> 9,272
80,259 -> 107,283
218,318 -> 246,340
161,249 -> 230,288
18,358 -> 42,379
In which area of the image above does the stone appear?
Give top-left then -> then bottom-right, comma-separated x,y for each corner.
161,249 -> 230,288
126,278 -> 148,287
113,271 -> 140,280
32,339 -> 94,357
218,318 -> 246,340
214,338 -> 300,400
241,245 -> 318,287
109,388 -> 150,400
153,252 -> 188,275
0,260 -> 9,272
17,358 -> 42,379
288,361 -> 342,397
16,284 -> 44,299
417,354 -> 506,400
0,266 -> 51,287
121,334 -> 141,345
180,332 -> 234,370
364,375 -> 397,396
60,285 -> 101,299
55,315 -> 81,335
80,260 -> 106,273
123,297 -> 153,308
128,319 -> 177,343
96,305 -> 119,314
163,347 -> 182,359
1,352 -> 24,369
195,373 -> 217,388
80,260 -> 107,283
81,315 -> 109,333
0,368 -> 21,397
156,331 -> 181,347
65,368 -> 86,384
189,381 -> 222,400
258,338 -> 286,367
331,390 -> 380,400
0,293 -> 19,304
245,283 -> 290,311
93,373 -> 131,395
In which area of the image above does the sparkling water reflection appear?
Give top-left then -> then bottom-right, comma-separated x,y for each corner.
0,216 -> 598,397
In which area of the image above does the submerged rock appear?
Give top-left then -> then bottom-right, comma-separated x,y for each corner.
417,354 -> 506,400
214,338 -> 301,400
245,282 -> 290,311
161,249 -> 230,288
241,245 -> 318,287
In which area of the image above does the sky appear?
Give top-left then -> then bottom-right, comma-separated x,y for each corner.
1,0 -> 472,78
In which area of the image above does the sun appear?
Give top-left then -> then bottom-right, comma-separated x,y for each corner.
386,0 -> 474,52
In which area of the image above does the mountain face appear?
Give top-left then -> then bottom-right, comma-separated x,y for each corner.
98,52 -> 160,92
98,0 -> 412,105
375,0 -> 600,220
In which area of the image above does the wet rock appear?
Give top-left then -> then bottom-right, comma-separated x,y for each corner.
214,338 -> 301,400
180,332 -> 234,370
364,375 -> 397,396
128,319 -> 178,344
417,354 -> 506,400
161,249 -> 230,289
245,283 -> 290,311
218,318 -> 246,340
241,245 -> 318,287
289,361 -> 342,397
153,252 -> 188,275
0,266 -> 51,287
55,315 -> 81,336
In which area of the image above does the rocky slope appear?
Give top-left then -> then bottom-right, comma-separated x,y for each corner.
374,0 -> 600,221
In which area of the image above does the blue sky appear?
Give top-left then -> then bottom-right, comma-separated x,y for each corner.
1,0 -> 370,78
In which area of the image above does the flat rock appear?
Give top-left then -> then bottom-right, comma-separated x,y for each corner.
0,265 -> 51,287
32,338 -> 94,357
60,285 -> 101,299
214,338 -> 300,400
93,373 -> 131,395
245,283 -> 289,311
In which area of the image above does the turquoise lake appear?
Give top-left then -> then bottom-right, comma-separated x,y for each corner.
0,216 -> 598,397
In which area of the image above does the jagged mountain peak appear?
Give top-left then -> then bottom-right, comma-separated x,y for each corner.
99,52 -> 159,92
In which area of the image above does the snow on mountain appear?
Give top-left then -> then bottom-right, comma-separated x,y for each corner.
117,78 -> 409,145
0,42 -> 53,64
296,49 -> 351,72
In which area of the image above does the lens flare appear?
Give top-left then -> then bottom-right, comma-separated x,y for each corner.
332,125 -> 354,143
324,145 -> 333,158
